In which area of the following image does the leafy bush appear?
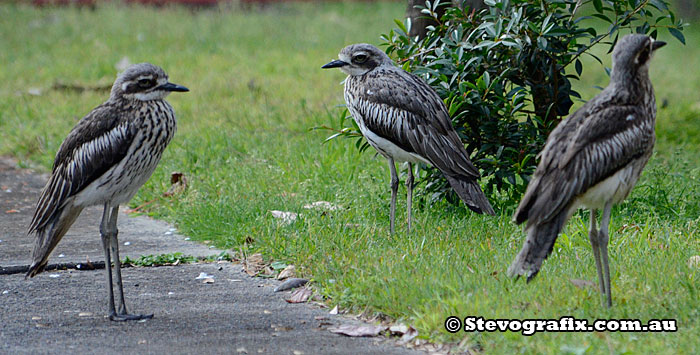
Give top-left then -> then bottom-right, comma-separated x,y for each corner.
320,0 -> 685,209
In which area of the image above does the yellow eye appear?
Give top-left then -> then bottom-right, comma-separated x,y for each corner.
353,54 -> 369,64
138,78 -> 152,88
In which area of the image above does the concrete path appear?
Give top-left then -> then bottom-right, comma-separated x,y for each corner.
0,158 -> 420,354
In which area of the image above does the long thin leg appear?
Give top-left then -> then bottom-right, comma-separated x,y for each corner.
107,206 -> 153,321
599,202 -> 613,307
388,158 -> 399,235
588,209 -> 606,297
99,204 -> 117,317
108,206 -> 127,315
406,163 -> 414,234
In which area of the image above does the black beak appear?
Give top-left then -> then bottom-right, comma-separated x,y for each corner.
651,40 -> 667,51
159,82 -> 189,92
321,59 -> 349,69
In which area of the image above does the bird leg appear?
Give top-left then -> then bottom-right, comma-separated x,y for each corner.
106,206 -> 153,321
588,209 -> 606,298
406,163 -> 414,234
388,158 -> 399,235
599,202 -> 614,308
99,204 -> 117,318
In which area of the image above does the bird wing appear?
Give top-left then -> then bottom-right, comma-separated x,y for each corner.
351,68 -> 479,178
514,103 -> 654,225
28,103 -> 136,233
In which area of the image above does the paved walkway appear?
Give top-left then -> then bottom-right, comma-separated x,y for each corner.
0,158 -> 420,354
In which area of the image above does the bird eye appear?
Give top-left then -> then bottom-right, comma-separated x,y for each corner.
138,78 -> 152,88
353,54 -> 369,64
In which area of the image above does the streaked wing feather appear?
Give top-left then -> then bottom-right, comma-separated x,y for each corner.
28,103 -> 135,233
516,104 -> 653,225
355,69 -> 479,178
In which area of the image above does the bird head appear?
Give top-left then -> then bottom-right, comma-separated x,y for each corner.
111,63 -> 189,101
611,34 -> 666,79
321,43 -> 393,76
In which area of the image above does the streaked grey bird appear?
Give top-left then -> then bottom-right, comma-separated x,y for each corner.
508,34 -> 665,307
26,63 -> 188,320
322,43 -> 495,234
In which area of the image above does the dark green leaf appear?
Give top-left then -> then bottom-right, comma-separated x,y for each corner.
668,27 -> 685,45
575,59 -> 582,76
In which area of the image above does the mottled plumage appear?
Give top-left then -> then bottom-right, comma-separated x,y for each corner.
323,44 -> 494,233
26,63 -> 188,320
508,34 -> 665,307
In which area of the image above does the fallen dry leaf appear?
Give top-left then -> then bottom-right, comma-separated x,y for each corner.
389,323 -> 418,343
569,278 -> 597,290
243,253 -> 266,277
277,265 -> 296,280
195,272 -> 214,280
270,210 -> 298,225
328,324 -> 388,337
389,323 -> 409,335
400,327 -> 418,342
163,172 -> 188,197
286,287 -> 312,304
274,278 -> 308,292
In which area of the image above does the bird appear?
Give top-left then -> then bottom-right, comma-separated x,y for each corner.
507,34 -> 666,307
25,63 -> 189,321
322,43 -> 495,234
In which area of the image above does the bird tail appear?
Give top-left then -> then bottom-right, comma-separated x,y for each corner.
26,202 -> 83,278
444,175 -> 495,215
507,210 -> 568,281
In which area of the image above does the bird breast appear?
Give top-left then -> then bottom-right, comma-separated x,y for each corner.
574,156 -> 648,210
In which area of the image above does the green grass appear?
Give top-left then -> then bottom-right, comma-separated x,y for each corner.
1,2 -> 698,353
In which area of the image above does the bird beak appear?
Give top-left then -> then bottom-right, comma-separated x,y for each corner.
321,59 -> 349,69
158,82 -> 190,92
651,40 -> 666,51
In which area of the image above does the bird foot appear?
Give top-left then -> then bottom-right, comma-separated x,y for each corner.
109,313 -> 153,322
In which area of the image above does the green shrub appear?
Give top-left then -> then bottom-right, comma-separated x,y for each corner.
319,0 -> 685,210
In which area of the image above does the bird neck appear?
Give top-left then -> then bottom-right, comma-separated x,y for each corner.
609,69 -> 655,112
